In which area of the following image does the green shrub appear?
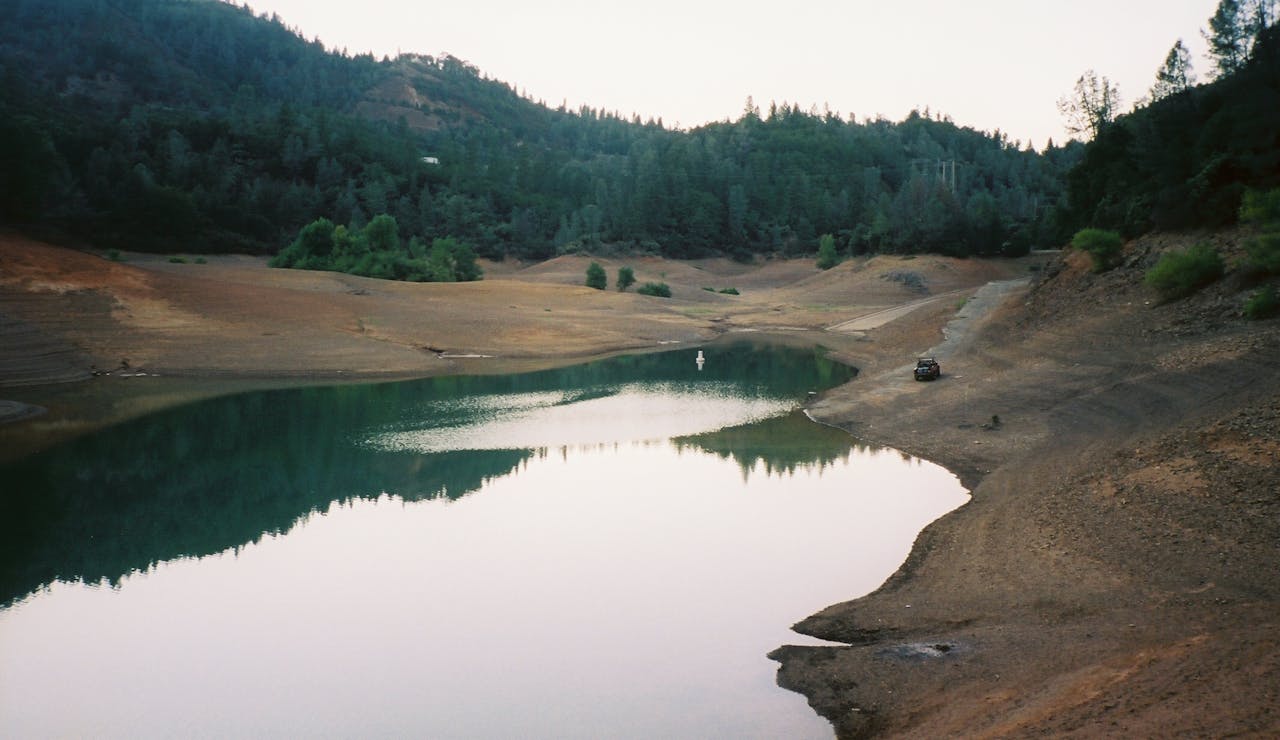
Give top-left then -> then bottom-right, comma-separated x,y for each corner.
1245,232 -> 1280,275
106,249 -> 122,262
702,286 -> 715,292
1244,285 -> 1279,320
816,233 -> 839,270
271,216 -> 481,284
616,266 -> 636,292
585,261 -> 607,290
1071,228 -> 1123,273
1240,187 -> 1280,227
637,282 -> 671,297
168,256 -> 187,264
1143,243 -> 1224,301
194,256 -> 207,264
718,287 -> 739,295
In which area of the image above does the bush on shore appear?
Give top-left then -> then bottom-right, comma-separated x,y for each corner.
1144,243 -> 1224,301
1071,228 -> 1123,273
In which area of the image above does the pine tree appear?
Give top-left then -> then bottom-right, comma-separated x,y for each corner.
1057,70 -> 1122,141
816,233 -> 839,270
1244,0 -> 1279,38
1151,40 -> 1196,100
1204,0 -> 1249,78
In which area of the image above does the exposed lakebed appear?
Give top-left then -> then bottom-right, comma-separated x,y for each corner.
0,341 -> 967,738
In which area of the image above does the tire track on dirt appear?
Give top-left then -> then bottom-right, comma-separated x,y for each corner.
825,288 -> 971,333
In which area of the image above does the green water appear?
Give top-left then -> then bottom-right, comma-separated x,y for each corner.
0,341 -> 966,738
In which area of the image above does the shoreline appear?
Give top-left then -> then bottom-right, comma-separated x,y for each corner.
4,234 -> 1277,736
0,329 -> 847,464
769,237 -> 1280,737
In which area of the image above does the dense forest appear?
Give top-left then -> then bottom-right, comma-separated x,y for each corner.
0,0 -> 1077,263
0,0 -> 1276,269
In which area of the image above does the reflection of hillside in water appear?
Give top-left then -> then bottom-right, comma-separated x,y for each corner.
0,340 -> 856,608
674,410 -> 870,478
0,388 -> 534,609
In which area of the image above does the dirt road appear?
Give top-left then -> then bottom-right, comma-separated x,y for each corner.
826,288 -> 971,333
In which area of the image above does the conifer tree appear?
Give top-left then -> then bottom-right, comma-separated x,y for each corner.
1150,39 -> 1196,100
1057,70 -> 1121,140
816,234 -> 839,270
1204,0 -> 1249,78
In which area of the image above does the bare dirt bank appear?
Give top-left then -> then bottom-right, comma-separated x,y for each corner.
780,230 -> 1280,737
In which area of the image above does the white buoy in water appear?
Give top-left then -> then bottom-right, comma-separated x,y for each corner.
696,350 -> 705,370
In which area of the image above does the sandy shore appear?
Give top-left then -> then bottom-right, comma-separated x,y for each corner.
3,232 -> 1277,736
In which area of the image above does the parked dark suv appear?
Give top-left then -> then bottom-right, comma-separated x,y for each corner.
914,357 -> 941,381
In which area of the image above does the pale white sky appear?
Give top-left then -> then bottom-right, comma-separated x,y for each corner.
244,0 -> 1220,149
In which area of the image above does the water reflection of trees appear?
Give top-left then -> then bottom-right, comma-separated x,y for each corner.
0,388 -> 533,609
673,410 -> 877,479
0,341 -> 856,608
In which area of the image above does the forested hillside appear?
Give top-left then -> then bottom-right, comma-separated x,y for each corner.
1062,23 -> 1280,236
0,0 -> 1078,262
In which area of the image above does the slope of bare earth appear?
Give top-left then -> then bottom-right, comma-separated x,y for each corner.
777,228 -> 1280,738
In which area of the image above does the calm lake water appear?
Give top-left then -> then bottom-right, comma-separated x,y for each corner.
0,341 -> 967,739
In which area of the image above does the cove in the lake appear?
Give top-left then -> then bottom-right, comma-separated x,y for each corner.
0,341 -> 967,739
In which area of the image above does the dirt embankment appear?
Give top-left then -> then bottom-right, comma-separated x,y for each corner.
778,229 -> 1280,737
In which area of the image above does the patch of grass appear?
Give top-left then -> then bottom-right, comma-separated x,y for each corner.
1244,285 -> 1279,320
106,249 -> 122,262
1143,243 -> 1224,301
718,287 -> 739,295
194,256 -> 207,264
702,286 -> 715,292
168,256 -> 187,264
679,307 -> 719,317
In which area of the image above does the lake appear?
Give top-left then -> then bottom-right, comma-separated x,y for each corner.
0,341 -> 967,738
